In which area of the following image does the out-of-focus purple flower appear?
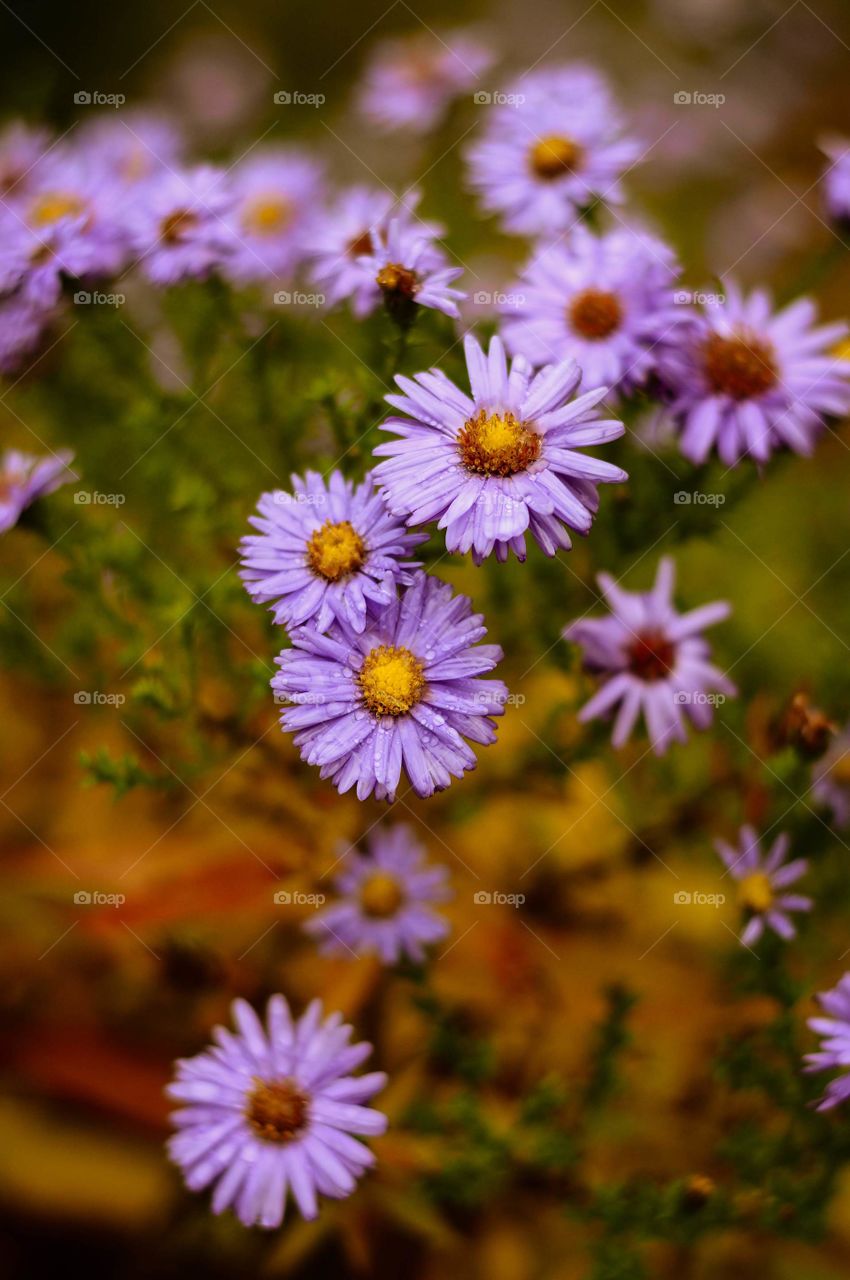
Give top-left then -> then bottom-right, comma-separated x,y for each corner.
272,571 -> 507,802
358,27 -> 493,133
239,469 -> 425,635
76,111 -> 185,186
374,333 -> 626,564
126,164 -> 233,286
806,973 -> 850,1110
715,825 -> 811,948
812,724 -> 850,828
309,187 -> 441,317
167,995 -> 387,1228
820,135 -> 850,225
0,121 -> 51,196
564,557 -> 735,755
0,294 -> 52,375
466,64 -> 643,236
358,216 -> 464,321
657,281 -> 850,466
500,224 -> 682,394
305,823 -> 451,964
220,148 -> 323,286
0,448 -> 75,532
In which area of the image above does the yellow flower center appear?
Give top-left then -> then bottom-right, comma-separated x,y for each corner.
376,262 -> 419,300
359,871 -> 405,918
569,288 -> 623,340
29,192 -> 88,227
358,645 -> 425,717
704,333 -> 777,400
242,194 -> 293,236
458,408 -> 542,477
306,519 -> 366,582
529,135 -> 584,180
245,1078 -> 309,1142
737,871 -> 774,914
830,752 -> 850,786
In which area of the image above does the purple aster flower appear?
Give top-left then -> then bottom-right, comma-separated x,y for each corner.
0,121 -> 51,196
373,332 -> 626,564
564,557 -> 735,755
358,27 -> 493,134
126,164 -> 234,286
0,294 -> 52,374
820,135 -> 850,225
715,825 -> 811,948
271,571 -> 507,802
239,469 -> 425,634
0,448 -> 75,532
167,995 -> 387,1228
657,281 -> 850,466
220,147 -> 324,286
305,823 -> 451,964
357,215 -> 465,322
500,224 -> 683,395
309,187 -> 442,317
812,724 -> 850,828
465,63 -> 643,236
75,111 -> 185,187
805,973 -> 850,1110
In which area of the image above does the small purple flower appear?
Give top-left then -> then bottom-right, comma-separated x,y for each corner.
812,724 -> 850,828
309,187 -> 442,317
805,973 -> 850,1110
239,469 -> 425,634
167,995 -> 387,1228
358,215 -> 465,322
0,448 -> 75,532
715,825 -> 811,948
466,63 -> 642,236
658,281 -> 850,465
374,332 -> 626,565
305,823 -> 451,964
75,111 -> 185,187
564,557 -> 735,755
220,147 -> 324,286
272,571 -> 507,802
126,164 -> 233,286
500,224 -> 683,395
358,27 -> 493,133
820,135 -> 850,225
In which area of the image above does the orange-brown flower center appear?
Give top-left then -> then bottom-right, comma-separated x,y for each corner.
569,288 -> 622,340
160,209 -> 198,244
529,135 -> 584,180
703,333 -> 777,400
358,645 -> 425,717
245,1078 -> 309,1142
458,409 -> 542,477
376,262 -> 419,300
359,871 -> 405,918
628,630 -> 675,681
242,194 -> 293,237
29,191 -> 88,227
306,519 -> 366,582
348,229 -> 374,257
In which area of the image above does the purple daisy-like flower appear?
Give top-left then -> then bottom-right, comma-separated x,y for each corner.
220,147 -> 323,286
358,215 -> 464,322
167,995 -> 387,1229
373,332 -> 626,565
126,164 -> 234,286
812,724 -> 850,828
309,187 -> 442,317
500,224 -> 683,395
358,27 -> 493,134
75,111 -> 185,187
465,63 -> 643,236
820,135 -> 850,225
657,281 -> 850,466
305,823 -> 451,964
805,973 -> 850,1110
239,469 -> 425,634
564,557 -> 735,755
271,571 -> 507,802
715,825 -> 811,948
0,448 -> 76,532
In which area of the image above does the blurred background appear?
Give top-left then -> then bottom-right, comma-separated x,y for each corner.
3,0 -> 850,1276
